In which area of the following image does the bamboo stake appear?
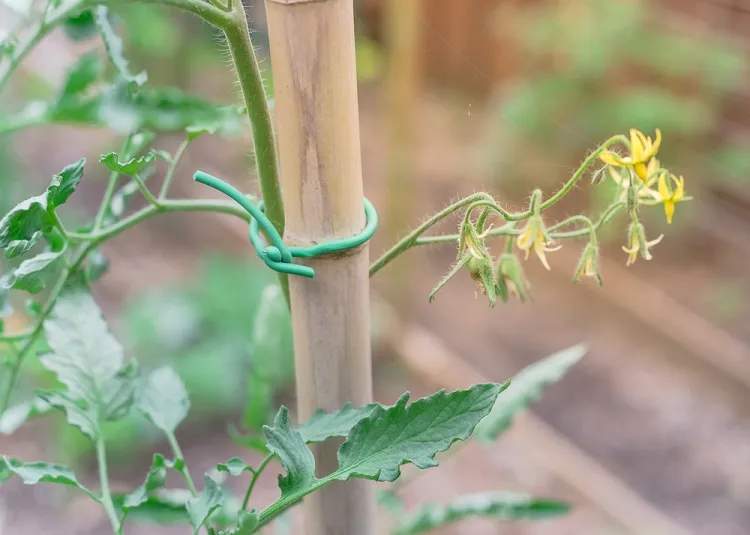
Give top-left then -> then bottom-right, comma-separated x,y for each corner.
264,1 -> 376,534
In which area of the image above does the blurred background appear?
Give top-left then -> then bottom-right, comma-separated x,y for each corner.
2,0 -> 750,533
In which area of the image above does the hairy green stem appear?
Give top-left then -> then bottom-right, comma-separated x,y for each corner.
370,137 -> 629,277
540,135 -> 628,210
108,0 -> 230,27
96,437 -> 122,534
242,453 -> 274,510
547,202 -> 625,238
222,4 -> 288,305
369,193 -> 497,277
70,199 -> 251,244
159,139 -> 190,199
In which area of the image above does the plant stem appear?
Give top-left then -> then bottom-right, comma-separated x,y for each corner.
0,0 -> 230,95
167,432 -> 198,496
241,453 -> 274,510
50,211 -> 70,240
540,134 -> 628,210
112,0 -> 231,28
132,173 -> 160,207
94,136 -> 133,231
0,200 -> 250,415
70,199 -> 251,244
222,4 -> 288,305
96,438 -> 122,534
159,138 -> 190,199
369,193 -> 497,277
0,252 -> 81,416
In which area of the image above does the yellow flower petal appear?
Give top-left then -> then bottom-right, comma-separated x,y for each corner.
673,174 -> 685,199
600,151 -> 625,167
663,200 -> 675,224
630,129 -> 645,161
634,162 -> 648,182
650,128 -> 662,157
658,172 -> 670,199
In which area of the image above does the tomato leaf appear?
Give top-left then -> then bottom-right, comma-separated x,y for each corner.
94,7 -> 147,90
475,345 -> 585,441
136,366 -> 190,435
393,492 -> 571,534
186,476 -> 224,533
99,152 -> 154,175
1,457 -> 96,499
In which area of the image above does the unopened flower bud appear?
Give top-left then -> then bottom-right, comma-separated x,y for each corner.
495,253 -> 531,304
573,242 -> 602,285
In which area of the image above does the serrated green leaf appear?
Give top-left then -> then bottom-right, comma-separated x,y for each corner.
48,158 -> 86,206
61,51 -> 102,97
113,488 -> 190,524
136,366 -> 190,434
103,86 -> 245,135
104,361 -> 139,420
4,231 -> 42,260
187,476 -> 224,533
63,9 -> 97,41
123,454 -> 170,510
0,397 -> 51,435
99,152 -> 154,175
216,458 -> 251,477
36,390 -> 98,439
218,510 -> 259,535
475,345 -> 586,441
264,407 -> 315,497
42,291 -> 124,403
0,159 -> 84,255
94,7 -> 147,89
40,291 -> 134,438
257,385 -> 503,524
1,457 -> 95,498
297,402 -> 377,444
8,251 -> 64,293
393,492 -> 571,534
335,384 -> 501,482
0,194 -> 53,249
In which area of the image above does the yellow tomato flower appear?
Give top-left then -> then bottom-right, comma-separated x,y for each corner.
657,173 -> 686,224
600,128 -> 662,182
516,217 -> 560,270
622,222 -> 663,266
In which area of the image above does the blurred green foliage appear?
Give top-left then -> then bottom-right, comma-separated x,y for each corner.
484,0 -> 747,226
3,256 -> 295,466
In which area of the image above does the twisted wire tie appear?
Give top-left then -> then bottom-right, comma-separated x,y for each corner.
194,170 -> 378,278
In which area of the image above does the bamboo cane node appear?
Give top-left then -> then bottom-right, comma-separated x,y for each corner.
194,170 -> 377,279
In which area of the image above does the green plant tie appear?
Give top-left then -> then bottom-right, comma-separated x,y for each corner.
194,171 -> 378,278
